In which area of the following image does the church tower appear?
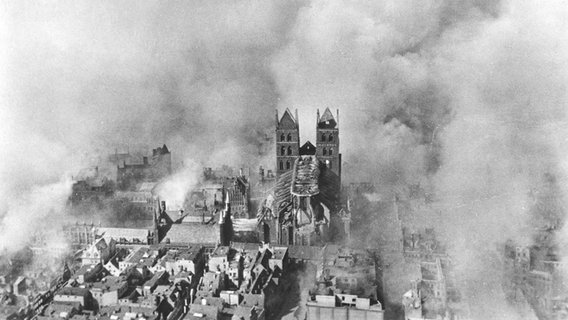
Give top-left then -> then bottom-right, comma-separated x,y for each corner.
276,108 -> 300,176
316,108 -> 341,180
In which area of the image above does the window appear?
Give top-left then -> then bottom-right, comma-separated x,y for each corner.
280,146 -> 285,156
287,133 -> 292,142
280,133 -> 285,142
323,148 -> 327,156
329,148 -> 333,156
287,146 -> 292,155
321,133 -> 326,141
286,161 -> 291,170
279,161 -> 284,170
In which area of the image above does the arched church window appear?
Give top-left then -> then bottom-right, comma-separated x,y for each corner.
287,146 -> 292,155
280,134 -> 285,142
286,161 -> 291,170
323,148 -> 327,156
279,161 -> 284,170
321,133 -> 326,141
329,148 -> 333,156
280,146 -> 286,156
329,134 -> 333,142
287,133 -> 292,141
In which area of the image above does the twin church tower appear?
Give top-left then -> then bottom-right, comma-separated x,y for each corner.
275,108 -> 341,180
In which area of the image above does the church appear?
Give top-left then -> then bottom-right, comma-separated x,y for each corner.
258,108 -> 344,246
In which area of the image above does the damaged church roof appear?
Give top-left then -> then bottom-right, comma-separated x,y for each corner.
275,156 -> 340,219
291,155 -> 320,196
318,107 -> 337,128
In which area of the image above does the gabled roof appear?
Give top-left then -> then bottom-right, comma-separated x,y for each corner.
153,144 -> 170,156
300,141 -> 316,156
277,109 -> 297,129
97,227 -> 149,243
164,223 -> 220,245
318,108 -> 337,128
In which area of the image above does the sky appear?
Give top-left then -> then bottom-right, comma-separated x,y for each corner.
2,0 -> 568,318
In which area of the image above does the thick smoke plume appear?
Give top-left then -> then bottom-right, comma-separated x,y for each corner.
2,0 -> 568,318
0,0 -> 306,249
272,0 -> 568,318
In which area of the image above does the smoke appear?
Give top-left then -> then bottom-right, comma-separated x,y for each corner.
0,178 -> 73,251
271,0 -> 568,318
0,0 -> 306,249
154,159 -> 201,210
2,0 -> 568,318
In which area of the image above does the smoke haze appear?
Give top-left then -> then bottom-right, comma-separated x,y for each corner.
2,0 -> 568,318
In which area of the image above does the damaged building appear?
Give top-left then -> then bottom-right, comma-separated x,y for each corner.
258,108 -> 345,246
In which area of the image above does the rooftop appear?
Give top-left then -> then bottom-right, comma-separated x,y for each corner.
97,227 -> 150,243
318,108 -> 337,129
56,287 -> 91,297
277,108 -> 298,129
90,276 -> 127,292
164,223 -> 220,245
211,246 -> 231,258
291,156 -> 320,196
288,245 -> 324,261
270,247 -> 288,260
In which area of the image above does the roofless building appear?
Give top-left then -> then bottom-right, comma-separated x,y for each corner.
265,108 -> 343,246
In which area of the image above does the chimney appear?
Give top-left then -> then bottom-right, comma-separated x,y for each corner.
275,109 -> 279,125
337,109 -> 339,125
317,109 -> 320,125
295,109 -> 299,128
161,201 -> 166,213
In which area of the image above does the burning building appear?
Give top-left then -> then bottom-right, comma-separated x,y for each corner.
258,108 -> 343,246
115,145 -> 172,190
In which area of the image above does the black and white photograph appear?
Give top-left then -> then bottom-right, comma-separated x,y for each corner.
1,1 -> 567,319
